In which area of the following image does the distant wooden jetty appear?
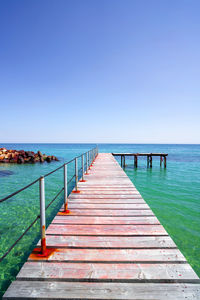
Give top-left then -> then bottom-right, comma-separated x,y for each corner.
112,152 -> 168,168
3,152 -> 200,299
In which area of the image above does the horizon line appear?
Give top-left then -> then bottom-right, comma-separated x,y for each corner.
1,142 -> 200,145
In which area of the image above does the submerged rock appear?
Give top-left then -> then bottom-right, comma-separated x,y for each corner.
0,170 -> 14,177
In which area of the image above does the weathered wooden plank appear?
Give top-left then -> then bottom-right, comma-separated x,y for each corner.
68,198 -> 146,203
29,248 -> 186,262
78,188 -> 137,191
41,235 -> 177,248
75,189 -> 139,196
68,203 -> 150,209
78,184 -> 135,187
18,262 -> 199,282
4,281 -> 200,300
52,216 -> 160,225
58,209 -> 154,216
69,194 -> 142,199
46,224 -> 168,236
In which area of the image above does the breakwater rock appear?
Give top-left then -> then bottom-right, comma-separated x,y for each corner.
0,148 -> 59,164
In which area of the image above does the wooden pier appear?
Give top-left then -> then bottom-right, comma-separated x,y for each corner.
3,153 -> 200,299
112,153 -> 168,168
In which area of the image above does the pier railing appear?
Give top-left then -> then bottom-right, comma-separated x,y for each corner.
0,146 -> 98,260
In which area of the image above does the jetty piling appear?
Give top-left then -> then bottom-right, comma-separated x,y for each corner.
134,155 -> 138,168
113,153 -> 168,168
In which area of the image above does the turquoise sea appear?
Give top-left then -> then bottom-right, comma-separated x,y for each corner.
0,143 -> 200,298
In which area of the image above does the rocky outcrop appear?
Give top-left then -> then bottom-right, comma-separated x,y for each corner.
0,148 -> 59,164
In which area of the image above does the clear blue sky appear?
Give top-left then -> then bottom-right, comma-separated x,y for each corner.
0,0 -> 200,143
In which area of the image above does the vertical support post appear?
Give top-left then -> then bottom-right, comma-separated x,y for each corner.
89,150 -> 92,168
134,155 -> 138,168
64,164 -> 68,212
147,156 -> 149,168
123,155 -> 125,168
150,156 -> 152,168
86,152 -> 89,174
40,176 -> 46,255
92,149 -> 94,163
164,156 -> 167,168
160,156 -> 163,167
75,157 -> 78,191
82,154 -> 84,180
88,151 -> 91,168
121,155 -> 123,167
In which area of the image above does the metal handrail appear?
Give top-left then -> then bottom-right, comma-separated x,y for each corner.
0,178 -> 40,203
0,146 -> 97,202
0,146 -> 98,260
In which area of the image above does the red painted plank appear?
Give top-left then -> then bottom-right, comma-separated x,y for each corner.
52,216 -> 160,225
68,199 -> 145,203
29,248 -> 185,262
41,235 -> 177,248
58,209 -> 154,216
68,203 -> 150,209
69,196 -> 142,200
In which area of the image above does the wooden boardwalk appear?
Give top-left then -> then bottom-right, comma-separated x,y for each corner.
4,153 -> 200,299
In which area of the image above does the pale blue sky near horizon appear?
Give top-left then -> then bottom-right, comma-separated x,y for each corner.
0,0 -> 200,143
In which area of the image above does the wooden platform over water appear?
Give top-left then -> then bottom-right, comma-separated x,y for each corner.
112,152 -> 168,168
3,153 -> 200,299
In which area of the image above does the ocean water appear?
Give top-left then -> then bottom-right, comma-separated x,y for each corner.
0,143 -> 200,297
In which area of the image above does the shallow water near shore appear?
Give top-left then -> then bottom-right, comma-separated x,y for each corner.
0,143 -> 200,298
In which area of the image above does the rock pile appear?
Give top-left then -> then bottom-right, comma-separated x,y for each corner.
0,148 -> 59,164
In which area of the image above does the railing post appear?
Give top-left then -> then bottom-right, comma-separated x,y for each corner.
80,154 -> 86,182
88,151 -> 91,169
64,164 -> 69,212
75,157 -> 78,191
86,152 -> 89,174
39,176 -> 46,255
82,154 -> 84,180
